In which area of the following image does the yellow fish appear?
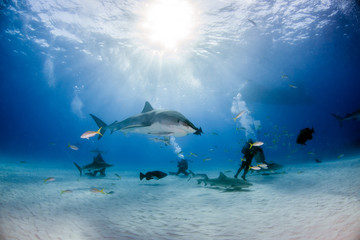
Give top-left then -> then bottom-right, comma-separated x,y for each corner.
68,143 -> 79,151
203,158 -> 211,162
249,141 -> 264,149
233,110 -> 246,121
60,190 -> 72,194
44,177 -> 55,183
257,163 -> 268,169
289,84 -> 298,89
81,127 -> 103,140
337,154 -> 345,159
189,152 -> 198,157
281,74 -> 289,79
115,173 -> 122,179
91,188 -> 106,194
249,166 -> 261,170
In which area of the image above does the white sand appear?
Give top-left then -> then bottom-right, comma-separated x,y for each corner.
0,156 -> 359,240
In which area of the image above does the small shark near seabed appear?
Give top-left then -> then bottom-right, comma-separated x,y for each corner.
90,101 -> 202,139
74,153 -> 114,177
197,172 -> 252,190
331,109 -> 360,127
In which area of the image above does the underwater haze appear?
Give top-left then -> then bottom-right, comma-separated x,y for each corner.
0,0 -> 360,239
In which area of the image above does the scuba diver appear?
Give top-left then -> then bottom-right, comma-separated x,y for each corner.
169,159 -> 190,176
176,159 -> 190,176
234,139 -> 265,181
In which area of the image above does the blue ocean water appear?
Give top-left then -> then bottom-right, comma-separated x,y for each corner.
1,2 -> 360,240
0,0 -> 359,170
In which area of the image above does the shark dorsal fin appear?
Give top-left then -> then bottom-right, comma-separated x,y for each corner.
219,172 -> 227,179
142,101 -> 154,113
93,153 -> 105,163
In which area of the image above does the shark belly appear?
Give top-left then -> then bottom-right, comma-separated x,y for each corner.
121,122 -> 195,137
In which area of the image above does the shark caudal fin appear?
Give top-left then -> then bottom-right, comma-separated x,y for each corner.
140,172 -> 146,180
73,162 -> 82,176
90,114 -> 107,139
331,114 -> 343,127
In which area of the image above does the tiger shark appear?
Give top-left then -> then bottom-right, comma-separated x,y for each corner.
197,172 -> 252,189
331,109 -> 360,127
90,101 -> 203,139
73,153 -> 113,176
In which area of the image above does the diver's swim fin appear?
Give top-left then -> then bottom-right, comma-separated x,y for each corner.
73,162 -> 82,176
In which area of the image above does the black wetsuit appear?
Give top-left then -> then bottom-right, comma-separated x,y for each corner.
176,159 -> 189,176
234,142 -> 262,180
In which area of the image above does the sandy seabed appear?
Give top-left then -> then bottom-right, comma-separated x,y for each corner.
0,156 -> 359,240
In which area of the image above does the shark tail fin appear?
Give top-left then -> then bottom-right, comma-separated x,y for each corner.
331,114 -> 343,127
140,172 -> 145,181
90,114 -> 107,139
73,162 -> 82,176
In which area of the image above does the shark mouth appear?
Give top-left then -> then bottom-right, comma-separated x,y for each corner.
194,127 -> 203,135
181,120 -> 203,135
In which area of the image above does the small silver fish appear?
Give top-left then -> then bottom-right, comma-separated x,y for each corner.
68,143 -> 79,151
44,177 -> 55,183
233,110 -> 246,121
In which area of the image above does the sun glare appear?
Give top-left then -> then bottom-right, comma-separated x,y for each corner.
141,0 -> 195,50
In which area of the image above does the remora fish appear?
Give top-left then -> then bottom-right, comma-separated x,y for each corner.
197,172 -> 252,189
90,101 -> 203,139
73,153 -> 114,176
247,18 -> 257,27
331,109 -> 360,127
